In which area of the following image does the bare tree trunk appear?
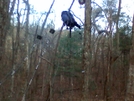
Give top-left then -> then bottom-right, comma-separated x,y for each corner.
22,0 -> 30,101
116,0 -> 122,50
0,0 -> 10,62
81,0 -> 92,101
11,0 -> 19,100
126,13 -> 134,101
25,0 -> 30,71
0,1 -> 17,100
104,5 -> 114,100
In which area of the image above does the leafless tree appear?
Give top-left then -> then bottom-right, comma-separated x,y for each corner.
126,13 -> 134,101
81,0 -> 92,101
0,0 -> 10,62
115,0 -> 122,50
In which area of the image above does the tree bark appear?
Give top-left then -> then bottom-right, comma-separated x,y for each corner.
0,0 -> 10,62
126,13 -> 134,101
116,0 -> 122,50
81,0 -> 92,101
21,0 -> 30,101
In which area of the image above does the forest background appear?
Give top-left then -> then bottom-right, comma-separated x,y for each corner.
0,0 -> 134,101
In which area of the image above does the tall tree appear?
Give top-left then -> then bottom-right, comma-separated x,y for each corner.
126,13 -> 134,101
0,0 -> 10,62
81,0 -> 92,101
21,0 -> 30,100
116,0 -> 122,50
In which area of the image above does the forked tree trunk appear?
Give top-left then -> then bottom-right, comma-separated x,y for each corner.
81,0 -> 92,101
126,14 -> 134,100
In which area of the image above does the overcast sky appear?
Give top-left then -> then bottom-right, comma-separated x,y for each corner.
28,0 -> 84,29
26,0 -> 134,29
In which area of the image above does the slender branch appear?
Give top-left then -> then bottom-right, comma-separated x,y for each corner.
40,0 -> 55,35
68,0 -> 75,11
92,1 -> 108,21
39,56 -> 52,65
71,10 -> 84,25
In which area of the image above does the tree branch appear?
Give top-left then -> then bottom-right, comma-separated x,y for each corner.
68,0 -> 75,11
40,0 -> 55,35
